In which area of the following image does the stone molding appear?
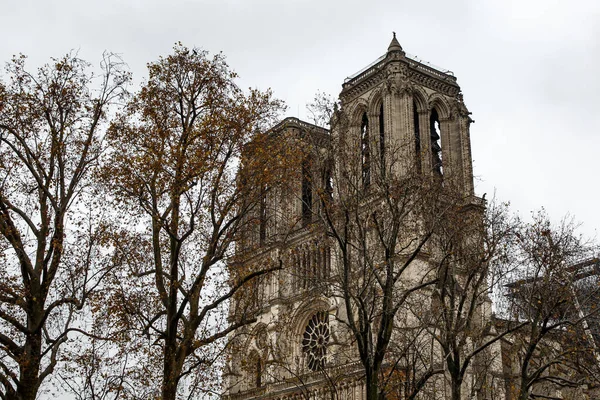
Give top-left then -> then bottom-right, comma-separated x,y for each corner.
341,54 -> 460,103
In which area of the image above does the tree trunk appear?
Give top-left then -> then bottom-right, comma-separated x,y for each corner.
451,380 -> 461,400
17,333 -> 42,400
365,369 -> 379,400
518,378 -> 530,400
162,337 -> 179,400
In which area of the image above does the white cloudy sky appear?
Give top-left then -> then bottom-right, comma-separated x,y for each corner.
1,0 -> 599,238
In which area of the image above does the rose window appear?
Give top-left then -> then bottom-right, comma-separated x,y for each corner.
302,311 -> 330,371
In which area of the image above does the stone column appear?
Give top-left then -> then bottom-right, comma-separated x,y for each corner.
398,89 -> 414,176
458,115 -> 475,196
439,116 -> 454,182
418,110 -> 432,174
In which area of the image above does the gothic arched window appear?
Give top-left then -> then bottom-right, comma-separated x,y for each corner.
413,101 -> 422,173
430,108 -> 443,176
323,165 -> 333,202
361,112 -> 370,188
247,350 -> 264,388
302,311 -> 330,371
259,185 -> 267,244
301,157 -> 312,226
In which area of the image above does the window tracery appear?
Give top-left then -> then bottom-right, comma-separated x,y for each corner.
302,311 -> 330,371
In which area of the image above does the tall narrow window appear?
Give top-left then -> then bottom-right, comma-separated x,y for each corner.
323,166 -> 333,202
430,109 -> 443,176
255,358 -> 262,388
301,157 -> 312,226
413,101 -> 421,173
361,112 -> 370,188
259,185 -> 267,245
294,254 -> 300,288
379,103 -> 385,171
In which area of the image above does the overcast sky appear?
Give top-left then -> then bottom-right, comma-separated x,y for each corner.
2,0 -> 599,239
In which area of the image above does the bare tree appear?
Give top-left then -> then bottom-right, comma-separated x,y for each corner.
501,212 -> 600,400
420,199 -> 527,400
306,91 -> 338,129
101,44 -> 290,400
0,53 -> 129,400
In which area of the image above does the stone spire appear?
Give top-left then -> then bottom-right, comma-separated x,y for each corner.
387,32 -> 403,53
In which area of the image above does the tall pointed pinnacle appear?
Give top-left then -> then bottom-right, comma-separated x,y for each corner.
387,32 -> 403,53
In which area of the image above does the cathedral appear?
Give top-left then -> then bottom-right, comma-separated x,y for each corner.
224,34 -> 500,400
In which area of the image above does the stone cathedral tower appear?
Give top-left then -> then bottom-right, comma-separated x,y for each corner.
336,33 -> 474,195
225,35 -> 492,400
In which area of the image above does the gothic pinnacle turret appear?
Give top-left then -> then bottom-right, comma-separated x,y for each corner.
387,32 -> 403,53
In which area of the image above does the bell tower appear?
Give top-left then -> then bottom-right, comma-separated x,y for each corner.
335,33 -> 475,195
225,34 -> 488,400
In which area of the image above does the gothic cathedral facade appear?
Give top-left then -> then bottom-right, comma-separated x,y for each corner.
224,34 -> 498,400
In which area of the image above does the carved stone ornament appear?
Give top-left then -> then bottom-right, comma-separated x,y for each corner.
384,75 -> 398,95
450,93 -> 472,120
396,75 -> 414,97
256,327 -> 269,350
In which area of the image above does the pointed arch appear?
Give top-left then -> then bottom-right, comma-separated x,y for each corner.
243,322 -> 269,354
368,89 -> 386,173
412,88 -> 428,114
291,298 -> 331,336
243,323 -> 270,389
428,94 -> 451,120
348,98 -> 369,126
367,87 -> 384,116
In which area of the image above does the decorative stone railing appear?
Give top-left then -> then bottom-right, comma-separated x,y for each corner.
405,56 -> 457,82
343,55 -> 386,85
225,361 -> 364,400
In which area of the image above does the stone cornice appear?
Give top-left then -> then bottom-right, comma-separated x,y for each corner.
340,53 -> 460,103
268,117 -> 330,137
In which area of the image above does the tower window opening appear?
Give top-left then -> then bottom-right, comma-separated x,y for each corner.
324,166 -> 333,201
259,185 -> 267,245
430,109 -> 443,176
361,112 -> 370,188
301,157 -> 312,226
293,254 -> 300,288
302,251 -> 308,289
413,101 -> 421,173
379,103 -> 385,172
